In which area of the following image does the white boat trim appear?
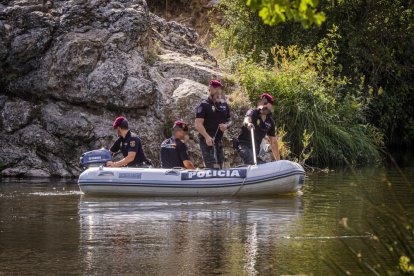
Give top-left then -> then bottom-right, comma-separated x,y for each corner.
78,160 -> 305,197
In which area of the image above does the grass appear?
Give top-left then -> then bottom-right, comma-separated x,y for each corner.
216,27 -> 383,168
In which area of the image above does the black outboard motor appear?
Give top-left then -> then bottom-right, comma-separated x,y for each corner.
80,149 -> 112,169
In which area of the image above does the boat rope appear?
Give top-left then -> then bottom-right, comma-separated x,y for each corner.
231,165 -> 250,197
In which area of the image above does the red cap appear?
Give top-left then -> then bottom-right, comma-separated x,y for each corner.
173,120 -> 189,131
209,79 -> 222,88
260,93 -> 274,104
112,116 -> 126,128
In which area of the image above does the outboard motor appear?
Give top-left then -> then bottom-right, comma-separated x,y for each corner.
80,149 -> 112,169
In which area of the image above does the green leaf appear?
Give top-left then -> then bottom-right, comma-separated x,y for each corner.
246,0 -> 326,27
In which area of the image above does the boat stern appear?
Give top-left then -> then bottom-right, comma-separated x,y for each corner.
268,160 -> 306,193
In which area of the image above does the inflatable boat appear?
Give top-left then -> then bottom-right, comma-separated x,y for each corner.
78,150 -> 305,197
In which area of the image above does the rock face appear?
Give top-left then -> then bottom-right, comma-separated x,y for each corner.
0,0 -> 234,177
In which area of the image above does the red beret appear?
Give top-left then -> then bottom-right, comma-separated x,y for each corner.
173,120 -> 189,131
260,93 -> 274,104
209,79 -> 222,88
112,116 -> 126,128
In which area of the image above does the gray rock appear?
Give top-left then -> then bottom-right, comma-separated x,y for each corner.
47,155 -> 72,177
0,99 -> 34,132
0,95 -> 6,109
156,51 -> 221,85
86,60 -> 128,105
168,78 -> 207,122
41,102 -> 93,140
0,21 -> 8,62
119,76 -> 155,108
0,0 -> 235,178
0,134 -> 51,177
1,167 -> 51,177
9,27 -> 52,64
0,136 -> 27,169
17,124 -> 62,154
150,13 -> 216,63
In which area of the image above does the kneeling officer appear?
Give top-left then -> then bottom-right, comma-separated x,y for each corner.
236,93 -> 280,165
106,116 -> 151,168
160,121 -> 195,169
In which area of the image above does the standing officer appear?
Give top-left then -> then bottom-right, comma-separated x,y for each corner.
236,93 -> 280,165
195,80 -> 232,169
160,121 -> 195,169
106,116 -> 151,168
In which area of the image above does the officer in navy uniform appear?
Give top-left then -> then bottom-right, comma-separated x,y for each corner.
236,93 -> 280,165
106,116 -> 151,168
195,80 -> 232,169
160,121 -> 195,169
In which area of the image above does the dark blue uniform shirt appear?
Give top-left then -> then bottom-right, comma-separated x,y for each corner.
195,97 -> 231,142
237,108 -> 276,150
160,137 -> 189,168
110,130 -> 148,166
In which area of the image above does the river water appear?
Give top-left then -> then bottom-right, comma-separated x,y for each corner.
1,157 -> 413,275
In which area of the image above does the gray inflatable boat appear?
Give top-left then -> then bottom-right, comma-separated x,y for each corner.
78,156 -> 305,197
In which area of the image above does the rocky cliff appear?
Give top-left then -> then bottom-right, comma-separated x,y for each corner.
0,0 -> 245,177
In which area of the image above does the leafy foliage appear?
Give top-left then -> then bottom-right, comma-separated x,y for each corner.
212,0 -> 414,147
223,27 -> 383,166
211,0 -> 322,60
246,0 -> 326,27
322,0 -> 414,146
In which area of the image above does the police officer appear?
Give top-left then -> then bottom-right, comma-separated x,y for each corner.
236,93 -> 280,165
106,116 -> 151,168
160,121 -> 195,169
195,79 -> 232,169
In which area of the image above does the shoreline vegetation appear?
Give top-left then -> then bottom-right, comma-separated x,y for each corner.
206,0 -> 413,169
205,2 -> 414,273
215,26 -> 383,168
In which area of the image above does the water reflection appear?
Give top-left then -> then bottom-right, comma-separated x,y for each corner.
78,196 -> 303,275
1,158 -> 413,275
0,181 -> 82,275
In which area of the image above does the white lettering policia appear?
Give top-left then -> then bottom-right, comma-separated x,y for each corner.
188,170 -> 240,178
181,169 -> 247,180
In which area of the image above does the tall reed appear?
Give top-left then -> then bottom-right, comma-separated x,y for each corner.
223,27 -> 383,167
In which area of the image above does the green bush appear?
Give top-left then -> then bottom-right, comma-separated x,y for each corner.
224,28 -> 383,166
212,0 -> 414,147
246,0 -> 326,28
211,0 -> 322,62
